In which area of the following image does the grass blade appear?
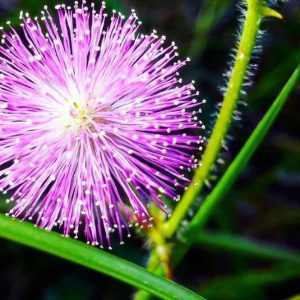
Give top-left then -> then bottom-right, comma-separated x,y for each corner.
0,214 -> 204,300
194,231 -> 300,265
198,266 -> 299,300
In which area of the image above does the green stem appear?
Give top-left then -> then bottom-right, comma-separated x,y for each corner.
135,2 -> 266,298
0,214 -> 205,300
184,61 -> 300,240
172,60 -> 300,268
164,0 -> 263,238
134,1 -> 285,299
140,59 -> 300,294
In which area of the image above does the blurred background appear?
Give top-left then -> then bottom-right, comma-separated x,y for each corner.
0,0 -> 299,299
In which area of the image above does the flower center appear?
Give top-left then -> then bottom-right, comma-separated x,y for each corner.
69,102 -> 90,126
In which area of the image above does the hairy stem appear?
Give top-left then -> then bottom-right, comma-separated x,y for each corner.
163,0 -> 263,238
169,60 -> 300,274
136,60 -> 300,298
134,1 -> 284,299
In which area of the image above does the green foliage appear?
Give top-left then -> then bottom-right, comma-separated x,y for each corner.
184,62 -> 300,240
0,215 -> 204,300
198,266 -> 300,300
194,231 -> 300,265
146,63 -> 300,276
164,0 -> 263,239
0,0 -> 299,299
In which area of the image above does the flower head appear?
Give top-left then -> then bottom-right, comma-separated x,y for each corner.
0,1 -> 203,247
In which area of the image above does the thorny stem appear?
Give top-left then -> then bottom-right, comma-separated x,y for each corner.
134,1 -> 283,299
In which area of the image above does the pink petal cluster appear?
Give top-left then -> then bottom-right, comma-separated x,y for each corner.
0,1 -> 204,248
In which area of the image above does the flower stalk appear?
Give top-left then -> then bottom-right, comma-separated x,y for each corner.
135,1 -> 284,298
163,0 -> 266,238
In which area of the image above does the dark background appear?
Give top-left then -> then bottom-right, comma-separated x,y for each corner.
0,0 -> 299,299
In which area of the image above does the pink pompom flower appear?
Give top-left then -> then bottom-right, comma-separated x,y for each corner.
0,1 -> 204,248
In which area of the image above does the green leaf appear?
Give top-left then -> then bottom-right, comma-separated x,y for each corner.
198,266 -> 299,300
184,62 -> 300,239
194,231 -> 300,265
0,214 -> 204,300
